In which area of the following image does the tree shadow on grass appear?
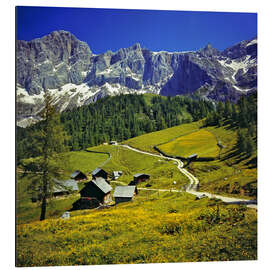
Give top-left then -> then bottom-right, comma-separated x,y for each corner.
220,145 -> 240,162
222,120 -> 240,131
245,156 -> 257,169
233,153 -> 252,165
220,144 -> 252,166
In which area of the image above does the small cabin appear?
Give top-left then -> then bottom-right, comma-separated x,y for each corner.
109,141 -> 118,145
187,154 -> 197,161
53,179 -> 79,197
113,186 -> 136,204
80,177 -> 112,204
70,170 -> 87,181
128,181 -> 138,194
92,168 -> 108,180
217,141 -> 225,149
133,173 -> 150,184
112,171 -> 123,180
72,197 -> 100,210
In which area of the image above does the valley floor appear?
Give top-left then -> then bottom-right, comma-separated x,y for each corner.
16,120 -> 257,266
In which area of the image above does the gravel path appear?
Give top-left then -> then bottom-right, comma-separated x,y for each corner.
119,144 -> 257,209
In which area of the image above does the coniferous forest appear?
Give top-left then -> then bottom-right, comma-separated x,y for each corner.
17,92 -> 257,162
17,94 -> 215,161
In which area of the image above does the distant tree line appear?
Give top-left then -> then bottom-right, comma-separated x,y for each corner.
17,94 -> 215,161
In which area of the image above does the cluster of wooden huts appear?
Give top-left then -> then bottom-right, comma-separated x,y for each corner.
72,168 -> 147,209
43,167 -> 150,210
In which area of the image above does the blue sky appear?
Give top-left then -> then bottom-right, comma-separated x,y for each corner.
16,6 -> 257,54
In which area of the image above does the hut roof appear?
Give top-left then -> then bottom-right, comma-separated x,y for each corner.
188,154 -> 197,159
217,141 -> 225,148
92,177 -> 112,194
133,173 -> 150,178
53,179 -> 79,193
113,186 -> 136,198
92,168 -> 106,176
70,170 -> 85,178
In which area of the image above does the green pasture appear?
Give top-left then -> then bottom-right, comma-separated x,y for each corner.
124,121 -> 201,153
89,144 -> 188,189
158,129 -> 220,158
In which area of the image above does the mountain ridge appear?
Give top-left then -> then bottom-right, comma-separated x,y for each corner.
16,30 -> 257,127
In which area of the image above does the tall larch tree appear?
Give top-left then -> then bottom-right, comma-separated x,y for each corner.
27,92 -> 69,221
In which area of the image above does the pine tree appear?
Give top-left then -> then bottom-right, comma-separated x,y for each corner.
237,129 -> 245,153
245,135 -> 254,156
231,103 -> 238,123
238,96 -> 249,127
224,100 -> 232,119
217,101 -> 225,117
145,120 -> 154,133
26,92 -> 69,221
156,116 -> 167,131
248,125 -> 256,137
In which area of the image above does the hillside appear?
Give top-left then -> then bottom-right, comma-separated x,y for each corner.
16,117 -> 257,266
17,192 -> 257,266
17,116 -> 257,227
123,93 -> 257,199
17,142 -> 189,225
158,129 -> 220,158
17,150 -> 109,224
124,120 -> 201,153
126,124 -> 256,199
188,125 -> 257,198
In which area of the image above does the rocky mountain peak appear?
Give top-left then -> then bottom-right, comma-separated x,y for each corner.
130,43 -> 141,50
221,37 -> 257,59
199,43 -> 220,57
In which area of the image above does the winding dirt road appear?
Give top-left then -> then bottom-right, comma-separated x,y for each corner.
119,144 -> 257,209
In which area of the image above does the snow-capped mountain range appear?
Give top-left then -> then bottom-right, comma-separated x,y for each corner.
16,30 -> 257,127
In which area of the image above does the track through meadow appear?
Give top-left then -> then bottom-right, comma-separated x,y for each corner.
119,144 -> 257,209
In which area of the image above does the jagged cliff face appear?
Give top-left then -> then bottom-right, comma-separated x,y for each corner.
16,30 -> 257,127
17,30 -> 92,94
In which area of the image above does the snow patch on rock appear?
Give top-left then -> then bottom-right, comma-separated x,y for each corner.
246,39 -> 257,47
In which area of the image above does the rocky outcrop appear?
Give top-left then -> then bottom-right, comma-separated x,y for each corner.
16,30 -> 92,94
16,31 -> 257,126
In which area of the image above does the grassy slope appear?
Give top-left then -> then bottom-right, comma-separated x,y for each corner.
142,93 -> 163,106
66,151 -> 109,176
18,120 -> 257,225
124,122 -> 257,199
16,120 -> 257,266
188,125 -> 257,199
17,144 -> 188,224
123,121 -> 201,153
17,192 -> 257,266
159,129 -> 220,158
